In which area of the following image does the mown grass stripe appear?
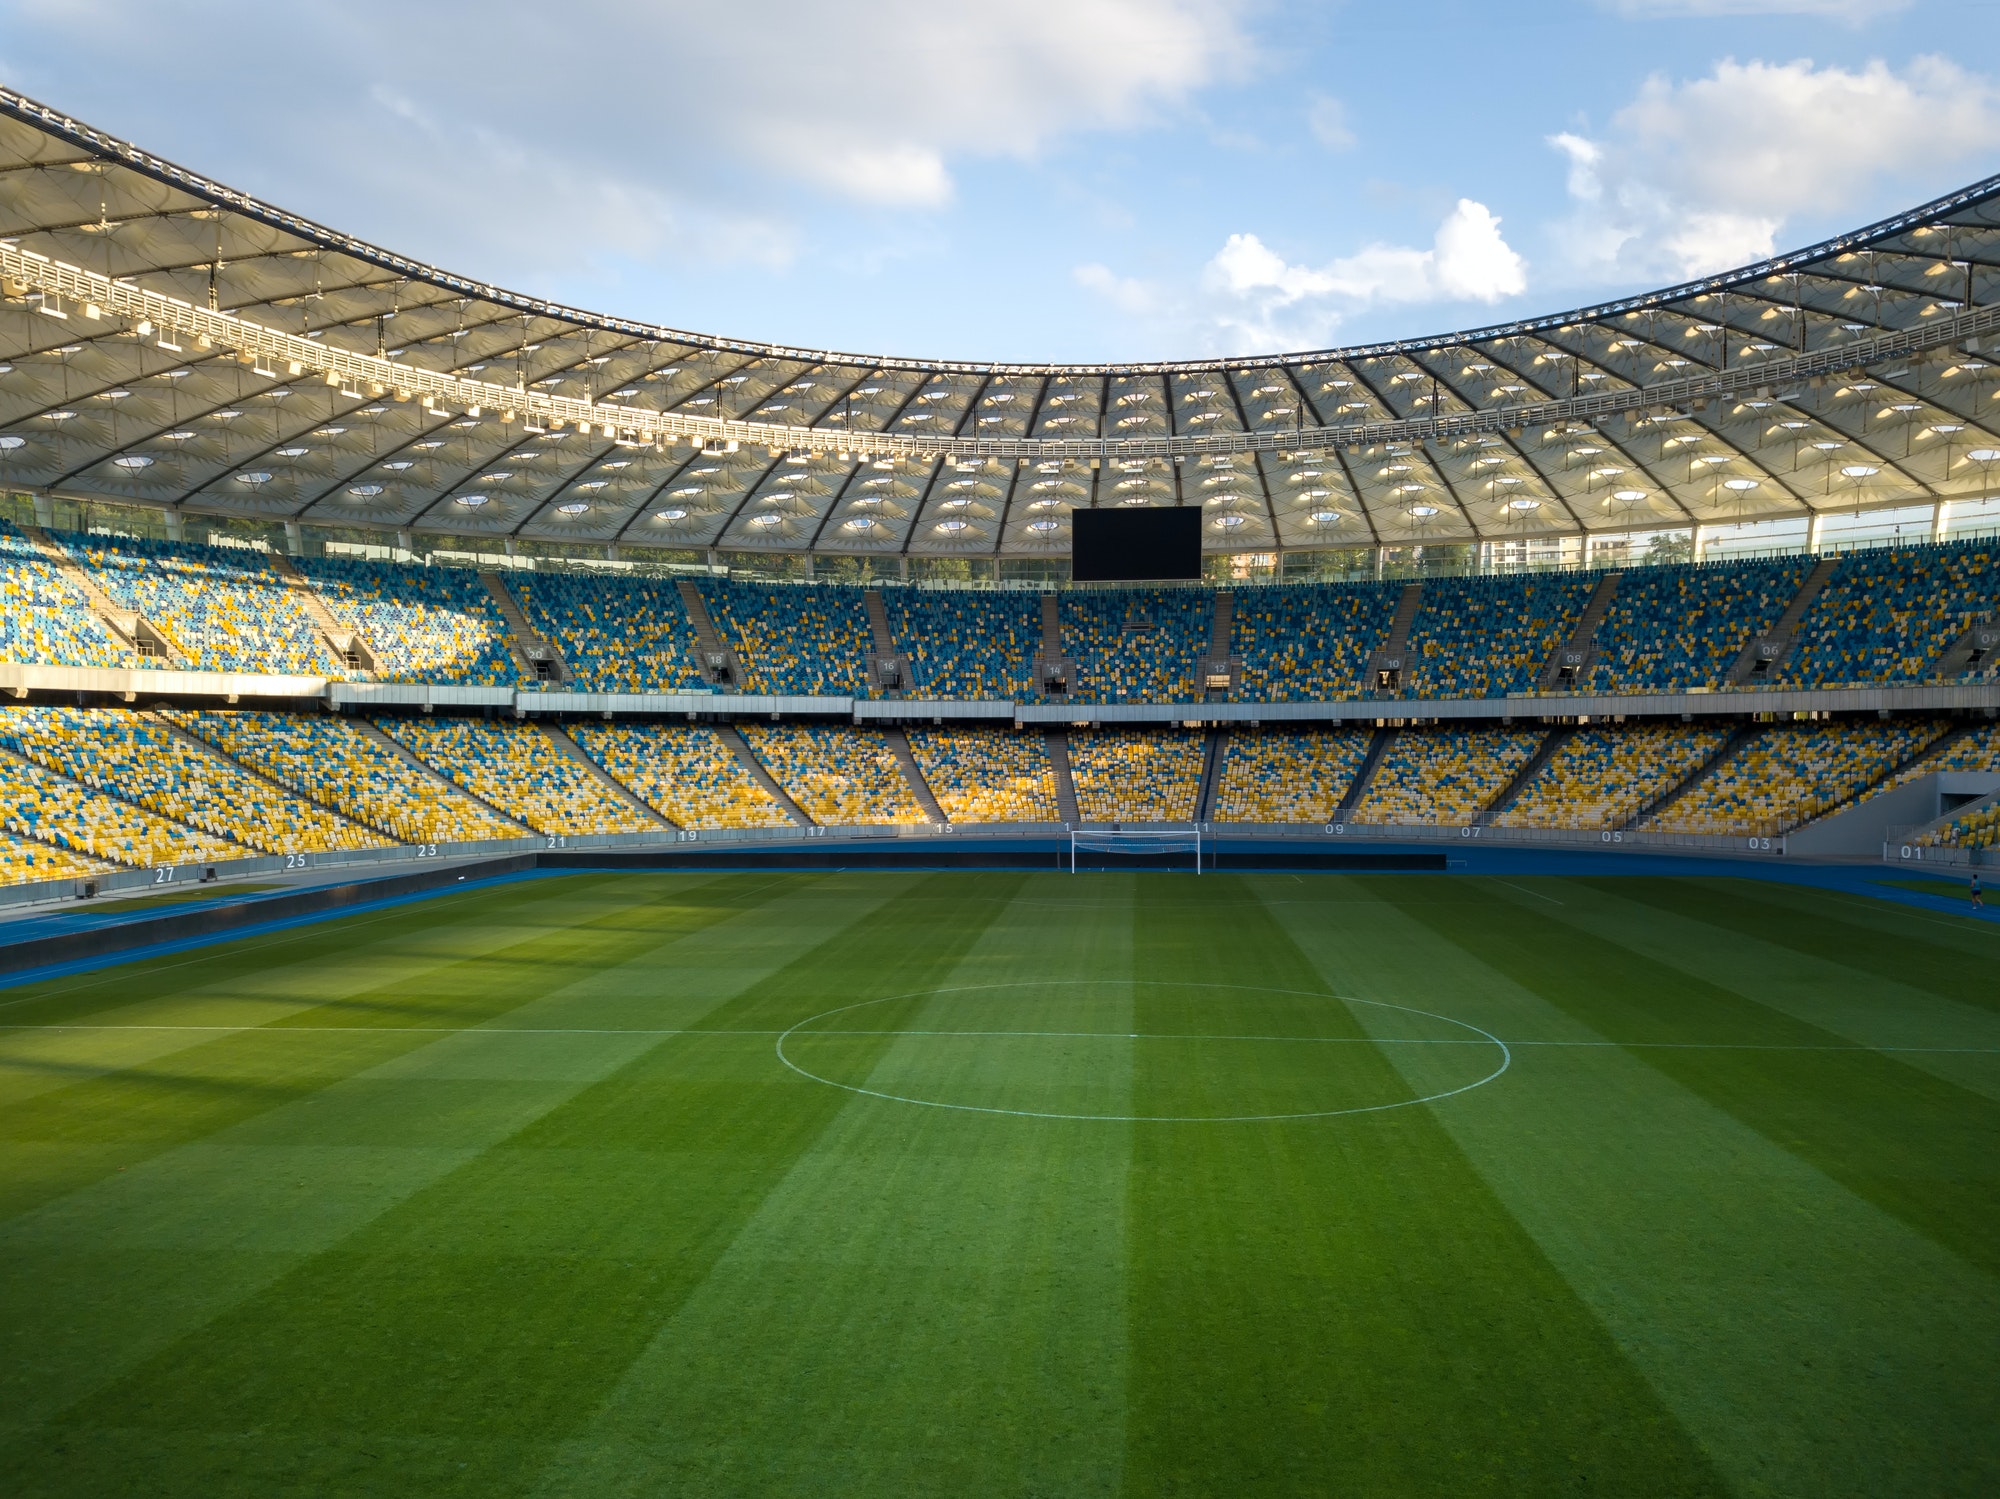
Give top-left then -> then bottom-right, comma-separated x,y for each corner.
1267,873 -> 2000,1499
1602,877 -> 2000,1017
1520,878 -> 2000,1107
15,876 -> 1019,1499
1122,874 -> 1727,1499
0,874 -> 780,1225
533,871 -> 1132,1498
0,872 -> 848,1470
1386,878 -> 2000,1280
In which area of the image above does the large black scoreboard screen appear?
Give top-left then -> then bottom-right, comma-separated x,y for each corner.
1071,506 -> 1202,582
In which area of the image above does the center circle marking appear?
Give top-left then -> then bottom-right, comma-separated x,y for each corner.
775,981 -> 1511,1122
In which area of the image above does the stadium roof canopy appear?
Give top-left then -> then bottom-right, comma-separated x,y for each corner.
0,86 -> 1996,561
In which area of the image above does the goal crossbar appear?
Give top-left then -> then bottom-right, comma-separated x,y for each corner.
1069,827 -> 1204,874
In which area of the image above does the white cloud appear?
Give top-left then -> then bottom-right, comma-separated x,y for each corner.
1074,263 -> 1161,314
1548,55 -> 2000,280
3,0 -> 1257,268
1080,199 -> 1525,354
1306,94 -> 1355,151
1601,0 -> 1911,21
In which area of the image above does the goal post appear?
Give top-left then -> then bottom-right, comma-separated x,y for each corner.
1068,827 -> 1204,874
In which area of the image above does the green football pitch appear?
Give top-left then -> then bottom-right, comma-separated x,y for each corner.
2,870 -> 1997,1497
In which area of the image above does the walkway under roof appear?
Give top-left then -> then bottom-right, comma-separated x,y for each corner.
0,86 -> 1995,560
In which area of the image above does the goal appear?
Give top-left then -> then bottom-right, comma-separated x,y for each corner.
1068,827 -> 1204,874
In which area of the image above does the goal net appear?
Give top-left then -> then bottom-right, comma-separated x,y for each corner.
1069,827 -> 1204,874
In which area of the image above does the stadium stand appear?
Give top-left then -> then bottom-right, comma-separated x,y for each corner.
1497,725 -> 1730,830
1402,573 -> 1595,698
379,716 -> 656,836
1232,584 -> 1400,701
1777,541 -> 2000,686
740,723 -> 922,824
571,722 -> 794,829
171,709 -> 526,845
1648,718 -> 1948,836
698,580 -> 871,696
907,727 -> 1062,823
0,705 -> 352,856
0,824 -> 113,884
1353,726 -> 1544,824
1061,589 -> 1209,702
65,530 -> 329,673
1585,559 -> 1809,693
885,587 -> 1041,700
1069,728 -> 1203,822
0,742 -> 245,869
0,520 -> 126,667
295,554 -> 523,684
511,573 -> 705,693
1211,729 -> 1374,822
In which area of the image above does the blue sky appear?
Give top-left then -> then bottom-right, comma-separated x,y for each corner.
3,0 -> 1996,362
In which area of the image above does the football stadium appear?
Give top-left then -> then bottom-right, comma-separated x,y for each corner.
0,56 -> 1998,1498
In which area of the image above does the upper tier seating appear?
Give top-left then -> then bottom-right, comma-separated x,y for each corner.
0,824 -> 113,885
0,741 -> 243,869
4,530 -> 1998,703
1403,574 -> 1595,698
1069,728 -> 1202,822
513,574 -> 705,693
0,520 -> 124,667
907,728 -> 1061,824
0,705 -> 365,855
699,580 -> 871,696
887,588 -> 1040,700
1352,726 -> 1543,824
1233,584 -> 1400,702
1211,729 -> 1373,822
1586,559 -> 1808,693
571,723 -> 793,829
1497,725 -> 1728,830
380,717 -> 656,837
1649,718 -> 1947,836
66,531 -> 328,673
172,709 -> 525,845
1062,589 -> 1209,702
1780,540 -> 2000,686
295,555 -> 522,684
740,724 -> 922,825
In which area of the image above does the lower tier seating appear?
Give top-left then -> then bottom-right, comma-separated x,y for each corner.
1352,727 -> 1543,825
1649,719 -> 1948,836
1212,729 -> 1373,822
379,717 -> 657,837
0,705 -> 382,854
1497,725 -> 1729,830
1069,728 -> 1202,823
0,744 -> 245,868
741,724 -> 923,825
172,709 -> 527,846
0,825 -> 113,883
908,728 -> 1061,824
572,723 -> 794,829
0,708 -> 1987,884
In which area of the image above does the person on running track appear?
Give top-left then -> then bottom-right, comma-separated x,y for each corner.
1972,873 -> 1984,911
